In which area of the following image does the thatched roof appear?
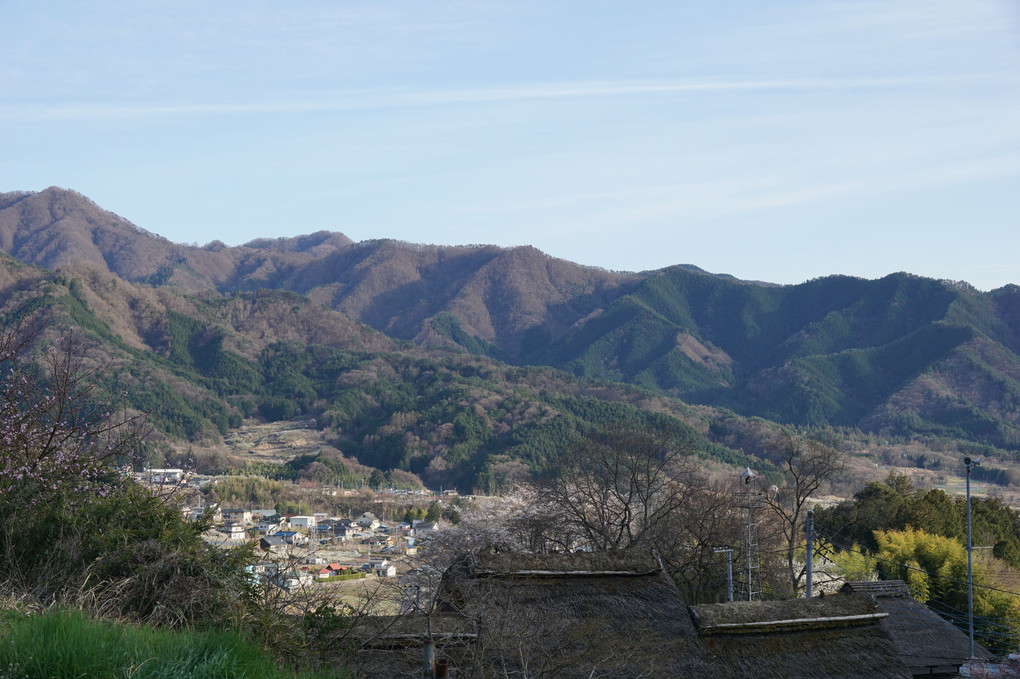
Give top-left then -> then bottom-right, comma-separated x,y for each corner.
696,591 -> 879,629
427,549 -> 708,677
436,549 -> 692,634
351,552 -> 957,678
841,580 -> 996,672
696,593 -> 911,679
841,580 -> 911,598
469,548 -> 661,575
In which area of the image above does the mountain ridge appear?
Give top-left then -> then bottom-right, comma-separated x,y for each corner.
2,187 -> 1019,454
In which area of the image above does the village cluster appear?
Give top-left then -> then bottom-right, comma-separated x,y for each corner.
172,502 -> 443,590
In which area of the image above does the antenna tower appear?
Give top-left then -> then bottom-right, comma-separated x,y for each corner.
735,468 -> 764,600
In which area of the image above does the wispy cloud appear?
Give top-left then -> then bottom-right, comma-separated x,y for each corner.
0,74 -> 979,122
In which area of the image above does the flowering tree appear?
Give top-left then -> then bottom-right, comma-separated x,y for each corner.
0,317 -> 147,509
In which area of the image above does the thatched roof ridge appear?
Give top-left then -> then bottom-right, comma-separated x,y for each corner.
696,592 -> 910,678
840,579 -> 911,597
428,549 -> 707,677
437,565 -> 695,636
696,591 -> 877,628
700,612 -> 889,636
470,549 -> 660,575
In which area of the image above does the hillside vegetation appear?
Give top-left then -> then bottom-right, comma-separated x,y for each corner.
1,187 -> 1019,491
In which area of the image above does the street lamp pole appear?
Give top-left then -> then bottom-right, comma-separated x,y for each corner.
965,456 -> 981,659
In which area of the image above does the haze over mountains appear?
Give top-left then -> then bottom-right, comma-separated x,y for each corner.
1,186 -> 1018,487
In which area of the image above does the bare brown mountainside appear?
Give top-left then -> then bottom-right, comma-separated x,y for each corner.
0,188 -> 641,358
6,187 -> 1020,451
0,188 -> 360,289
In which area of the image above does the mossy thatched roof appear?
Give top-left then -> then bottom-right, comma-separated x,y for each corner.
696,591 -> 877,628
841,580 -> 995,670
697,592 -> 910,679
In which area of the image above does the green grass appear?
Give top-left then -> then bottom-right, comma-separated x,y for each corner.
0,610 -> 342,679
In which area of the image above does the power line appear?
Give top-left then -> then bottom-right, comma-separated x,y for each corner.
818,531 -> 1020,599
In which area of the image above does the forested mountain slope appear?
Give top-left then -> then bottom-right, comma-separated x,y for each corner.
0,251 -> 782,491
528,267 -> 1020,446
2,187 -> 1019,453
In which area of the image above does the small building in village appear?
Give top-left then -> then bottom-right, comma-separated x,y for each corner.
218,522 -> 248,540
221,508 -> 254,525
356,512 -> 380,530
289,515 -> 317,529
258,535 -> 290,555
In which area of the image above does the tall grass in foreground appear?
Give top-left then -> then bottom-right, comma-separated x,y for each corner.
0,610 -> 343,679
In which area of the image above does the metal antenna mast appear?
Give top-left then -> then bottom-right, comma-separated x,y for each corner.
736,467 -> 763,600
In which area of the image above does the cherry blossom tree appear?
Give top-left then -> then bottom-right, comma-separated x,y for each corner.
0,317 -> 147,510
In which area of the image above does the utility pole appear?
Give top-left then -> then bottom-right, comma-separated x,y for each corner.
714,547 -> 734,602
805,509 -> 814,599
965,456 -> 981,659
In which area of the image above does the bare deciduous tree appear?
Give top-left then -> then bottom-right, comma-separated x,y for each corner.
763,431 -> 844,594
543,426 -> 698,551
659,479 -> 745,603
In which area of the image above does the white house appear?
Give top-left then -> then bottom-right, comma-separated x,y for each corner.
145,468 -> 184,484
280,573 -> 314,591
185,504 -> 221,522
372,559 -> 397,578
289,515 -> 317,529
222,508 -> 254,525
355,512 -> 380,530
414,521 -> 440,537
258,520 -> 281,535
219,522 -> 248,540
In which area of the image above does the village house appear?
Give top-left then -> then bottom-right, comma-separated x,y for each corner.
252,561 -> 281,579
316,518 -> 357,540
218,521 -> 248,540
183,504 -> 221,522
355,512 -> 380,530
273,530 -> 307,545
413,521 -> 439,537
258,535 -> 290,555
288,515 -> 317,530
221,508 -> 253,525
280,572 -> 314,591
143,468 -> 184,485
257,517 -> 282,534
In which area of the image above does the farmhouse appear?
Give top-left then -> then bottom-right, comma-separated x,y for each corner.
351,550 -> 995,678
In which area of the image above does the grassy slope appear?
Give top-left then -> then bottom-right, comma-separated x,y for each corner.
0,610 -> 339,679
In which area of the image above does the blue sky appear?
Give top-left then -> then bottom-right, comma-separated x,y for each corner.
2,1 -> 1019,290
